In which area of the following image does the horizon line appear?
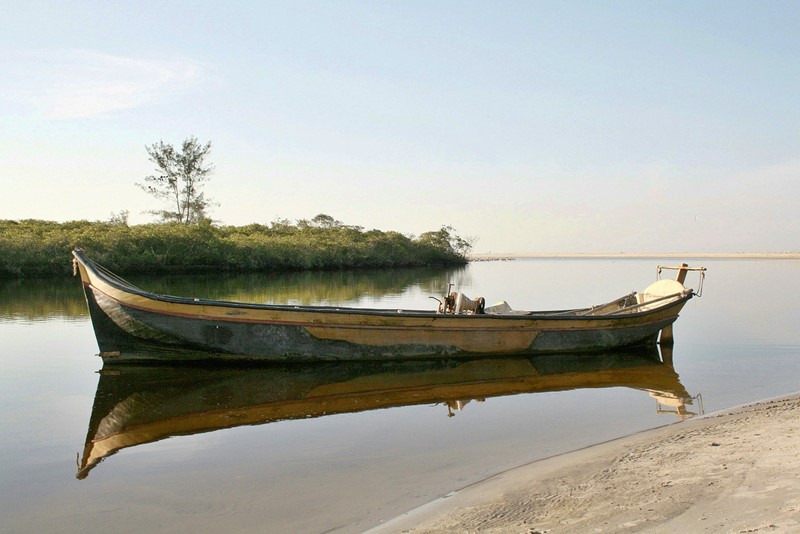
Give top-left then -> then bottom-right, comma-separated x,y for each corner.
469,252 -> 800,260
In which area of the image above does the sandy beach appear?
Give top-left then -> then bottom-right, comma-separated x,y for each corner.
370,394 -> 800,533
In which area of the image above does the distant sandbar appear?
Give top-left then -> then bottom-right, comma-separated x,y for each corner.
470,252 -> 800,261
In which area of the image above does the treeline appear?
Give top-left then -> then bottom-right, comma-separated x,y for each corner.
0,217 -> 472,278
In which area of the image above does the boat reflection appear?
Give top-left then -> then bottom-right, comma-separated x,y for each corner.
77,345 -> 699,479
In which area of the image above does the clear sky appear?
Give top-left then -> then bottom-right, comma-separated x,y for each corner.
1,1 -> 798,253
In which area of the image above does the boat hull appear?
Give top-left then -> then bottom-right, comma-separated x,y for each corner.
74,250 -> 693,363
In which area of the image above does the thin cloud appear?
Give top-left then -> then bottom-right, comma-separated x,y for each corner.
2,49 -> 206,119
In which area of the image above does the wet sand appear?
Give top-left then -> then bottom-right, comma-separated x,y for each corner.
370,394 -> 800,533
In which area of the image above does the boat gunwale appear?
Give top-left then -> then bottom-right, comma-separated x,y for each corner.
73,250 -> 694,323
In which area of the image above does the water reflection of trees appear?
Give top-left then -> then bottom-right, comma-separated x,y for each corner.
0,278 -> 88,320
130,266 -> 468,305
0,266 -> 468,320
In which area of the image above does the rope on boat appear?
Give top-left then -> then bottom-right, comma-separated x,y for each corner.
76,252 -> 146,292
93,261 -> 145,291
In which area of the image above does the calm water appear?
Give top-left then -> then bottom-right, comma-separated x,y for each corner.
1,258 -> 798,533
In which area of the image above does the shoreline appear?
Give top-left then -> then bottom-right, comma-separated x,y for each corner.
469,252 -> 800,261
369,393 -> 800,533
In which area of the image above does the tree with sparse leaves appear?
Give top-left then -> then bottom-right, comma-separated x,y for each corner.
419,225 -> 474,256
138,136 -> 216,224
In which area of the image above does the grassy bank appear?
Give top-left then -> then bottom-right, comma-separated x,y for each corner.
0,219 -> 471,278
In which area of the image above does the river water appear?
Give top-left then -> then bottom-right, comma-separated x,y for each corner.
1,258 -> 798,533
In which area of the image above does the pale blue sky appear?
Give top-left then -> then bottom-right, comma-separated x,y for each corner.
1,1 -> 798,252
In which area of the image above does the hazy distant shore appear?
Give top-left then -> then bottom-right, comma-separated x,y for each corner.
470,252 -> 800,261
371,393 -> 800,533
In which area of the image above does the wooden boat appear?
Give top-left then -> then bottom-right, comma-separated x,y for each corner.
77,345 -> 699,478
72,249 -> 705,363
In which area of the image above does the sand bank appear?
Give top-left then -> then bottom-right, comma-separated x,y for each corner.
469,252 -> 800,261
370,395 -> 800,533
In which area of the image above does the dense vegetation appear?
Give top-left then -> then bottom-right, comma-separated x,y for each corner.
0,217 -> 472,278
